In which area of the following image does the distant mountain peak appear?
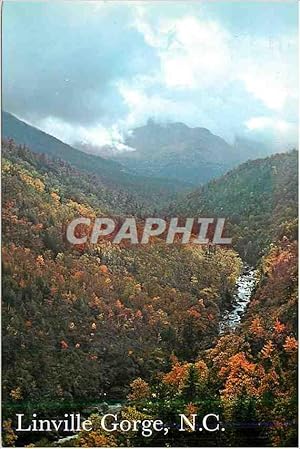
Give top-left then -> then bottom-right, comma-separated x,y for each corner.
3,110 -> 282,188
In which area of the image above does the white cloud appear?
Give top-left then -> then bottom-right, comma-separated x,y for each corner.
134,12 -> 231,89
129,9 -> 297,142
135,10 -> 297,109
163,17 -> 230,89
246,116 -> 293,132
237,36 -> 297,112
245,116 -> 298,149
11,3 -> 297,153
36,116 -> 134,152
241,72 -> 288,111
117,82 -> 181,127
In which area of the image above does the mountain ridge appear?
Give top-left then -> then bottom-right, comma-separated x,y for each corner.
111,119 -> 276,185
4,111 -> 278,189
2,111 -> 192,209
170,149 -> 298,263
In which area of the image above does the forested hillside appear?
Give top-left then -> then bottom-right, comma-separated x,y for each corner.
2,141 -> 241,446
2,141 -> 298,447
2,113 -> 190,210
172,150 -> 298,264
112,120 -> 237,185
110,236 -> 297,447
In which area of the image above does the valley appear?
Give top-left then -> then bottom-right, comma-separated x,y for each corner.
219,264 -> 257,333
1,123 -> 298,447
2,1 -> 298,447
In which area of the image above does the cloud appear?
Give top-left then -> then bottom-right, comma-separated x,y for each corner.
134,12 -> 231,89
246,117 -> 292,132
37,116 -> 134,152
237,36 -> 298,112
3,2 -> 157,126
245,116 -> 298,149
3,1 -> 298,152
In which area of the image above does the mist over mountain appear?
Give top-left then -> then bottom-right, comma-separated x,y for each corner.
111,120 -> 277,184
3,110 -> 291,190
2,2 -> 298,447
2,110 -> 298,449
2,111 -> 192,209
113,120 -> 238,184
2,111 -> 124,176
233,135 -> 274,160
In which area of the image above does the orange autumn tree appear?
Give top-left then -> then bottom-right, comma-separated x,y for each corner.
127,378 -> 151,401
162,359 -> 208,396
220,352 -> 264,400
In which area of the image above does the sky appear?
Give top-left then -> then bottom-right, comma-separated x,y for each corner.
3,1 -> 298,152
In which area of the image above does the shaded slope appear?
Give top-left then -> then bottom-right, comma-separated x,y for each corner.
172,150 -> 298,263
2,112 -> 190,209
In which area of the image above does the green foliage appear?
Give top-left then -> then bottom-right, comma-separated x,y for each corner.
2,141 -> 297,447
2,141 -> 241,422
173,150 -> 298,264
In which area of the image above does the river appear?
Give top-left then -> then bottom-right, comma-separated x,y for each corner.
219,264 -> 257,333
53,265 -> 257,446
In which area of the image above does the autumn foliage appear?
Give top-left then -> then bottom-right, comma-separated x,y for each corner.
2,141 -> 298,447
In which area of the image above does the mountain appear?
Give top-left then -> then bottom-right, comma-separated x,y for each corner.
4,112 -> 278,190
172,150 -> 298,264
2,126 -> 298,449
111,120 -> 236,185
233,135 -> 273,160
2,111 -> 124,176
111,120 -> 275,185
2,111 -> 191,209
2,141 -> 147,219
2,136 -> 298,448
2,136 -> 243,419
